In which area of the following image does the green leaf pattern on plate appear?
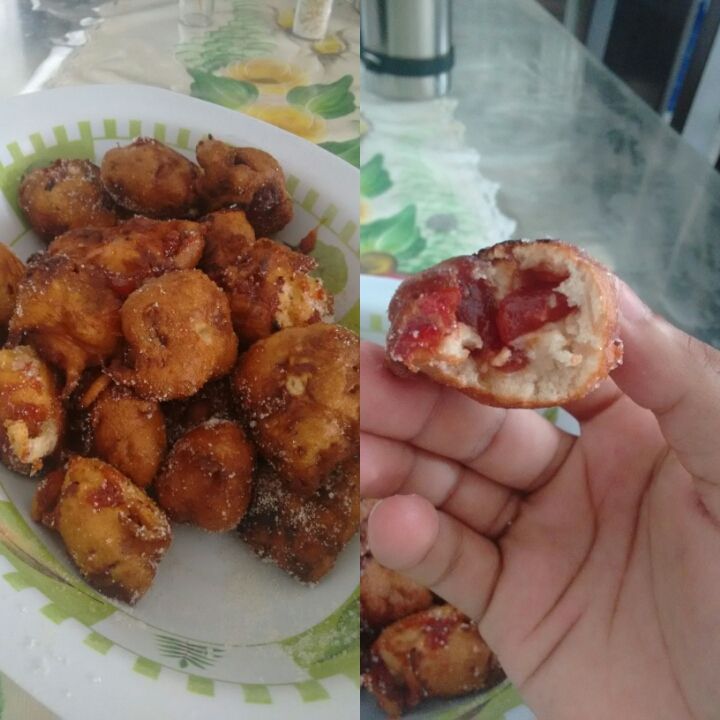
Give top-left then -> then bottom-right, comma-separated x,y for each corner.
156,635 -> 226,671
311,239 -> 348,296
287,75 -> 357,120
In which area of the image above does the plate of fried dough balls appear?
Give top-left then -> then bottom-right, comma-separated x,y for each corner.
0,85 -> 359,718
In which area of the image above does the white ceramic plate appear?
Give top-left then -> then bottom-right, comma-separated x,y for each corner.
0,84 -> 359,720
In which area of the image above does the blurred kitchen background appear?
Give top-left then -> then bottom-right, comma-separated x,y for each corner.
537,0 -> 720,169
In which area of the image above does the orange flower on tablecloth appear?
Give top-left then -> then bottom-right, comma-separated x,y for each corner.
224,58 -> 307,95
243,104 -> 327,142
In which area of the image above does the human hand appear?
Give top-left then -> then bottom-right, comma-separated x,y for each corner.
361,281 -> 720,720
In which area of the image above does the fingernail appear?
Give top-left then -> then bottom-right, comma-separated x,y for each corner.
619,281 -> 653,325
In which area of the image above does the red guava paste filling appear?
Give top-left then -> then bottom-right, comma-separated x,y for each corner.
394,264 -> 576,373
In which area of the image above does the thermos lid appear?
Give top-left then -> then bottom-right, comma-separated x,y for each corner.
361,0 -> 453,100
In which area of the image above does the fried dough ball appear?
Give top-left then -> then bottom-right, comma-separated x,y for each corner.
48,217 -> 205,297
85,382 -> 166,489
361,559 -> 434,630
164,377 -> 235,444
155,420 -> 254,531
200,209 -> 256,279
8,254 -> 122,394
217,238 -> 333,347
108,269 -> 237,401
365,604 -> 499,716
18,159 -> 118,241
31,456 -> 172,604
232,323 -> 358,495
101,138 -> 201,218
0,346 -> 64,476
0,244 -> 25,341
196,138 -> 293,236
239,459 -> 358,583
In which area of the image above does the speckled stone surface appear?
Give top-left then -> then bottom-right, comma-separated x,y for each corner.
452,0 -> 720,347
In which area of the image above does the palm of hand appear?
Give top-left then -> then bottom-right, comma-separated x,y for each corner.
488,395 -> 720,720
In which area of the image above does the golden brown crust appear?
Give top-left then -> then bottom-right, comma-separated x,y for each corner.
19,159 -> 118,241
195,138 -> 293,236
0,346 -> 65,476
101,138 -> 201,218
0,244 -> 25,339
232,323 -> 359,495
387,240 -> 623,409
88,384 -> 167,488
200,209 -> 256,279
8,254 -> 122,394
32,456 -> 172,604
108,269 -> 238,401
48,217 -> 205,297
216,238 -> 333,348
155,420 -> 254,532
238,458 -> 358,583
364,604 -> 498,716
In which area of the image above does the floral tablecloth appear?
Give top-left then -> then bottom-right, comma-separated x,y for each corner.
47,0 -> 360,165
359,90 -> 515,276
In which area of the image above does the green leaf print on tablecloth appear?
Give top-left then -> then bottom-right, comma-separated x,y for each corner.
360,154 -> 391,198
177,0 -> 277,72
287,76 -> 356,120
318,138 -> 360,167
189,70 -> 259,110
281,588 -> 359,679
361,205 -> 426,261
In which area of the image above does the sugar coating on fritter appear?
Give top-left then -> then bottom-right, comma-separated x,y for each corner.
239,459 -> 358,583
217,238 -> 333,347
87,383 -> 167,489
8,253 -> 122,395
108,269 -> 238,401
155,420 -> 254,532
0,346 -> 64,476
232,323 -> 358,495
101,137 -> 201,218
387,240 -> 623,408
365,604 -> 498,717
19,159 -> 118,240
0,244 -> 25,337
48,217 -> 205,297
195,138 -> 293,236
31,456 -> 172,604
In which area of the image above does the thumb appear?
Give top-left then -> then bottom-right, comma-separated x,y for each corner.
613,281 -> 720,519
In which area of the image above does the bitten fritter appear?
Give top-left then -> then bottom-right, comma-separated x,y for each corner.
48,217 -> 205,297
200,209 -> 256,279
155,420 -> 254,532
163,377 -> 235,444
365,604 -> 499,717
196,138 -> 293,236
18,159 -> 118,241
232,323 -> 358,495
8,254 -> 122,394
239,459 -> 358,583
0,346 -> 64,476
86,383 -> 166,489
108,269 -> 237,401
0,244 -> 25,340
31,456 -> 172,604
101,138 -> 201,218
216,238 -> 333,347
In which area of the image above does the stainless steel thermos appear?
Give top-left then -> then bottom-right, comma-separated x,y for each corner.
361,0 -> 453,100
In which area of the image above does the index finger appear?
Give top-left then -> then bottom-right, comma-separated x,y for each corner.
360,342 -> 573,491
